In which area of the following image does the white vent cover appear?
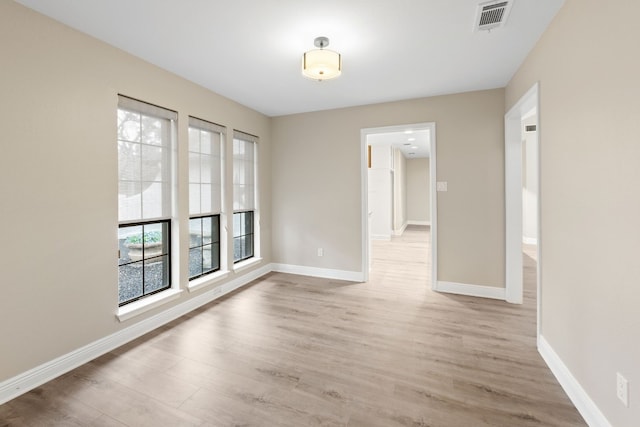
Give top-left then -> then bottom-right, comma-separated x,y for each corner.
474,0 -> 513,32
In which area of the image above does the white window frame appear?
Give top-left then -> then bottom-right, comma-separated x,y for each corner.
187,117 -> 229,290
232,130 -> 260,270
116,95 -> 181,321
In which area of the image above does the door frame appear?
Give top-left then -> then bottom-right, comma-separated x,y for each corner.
504,83 -> 541,331
360,122 -> 437,289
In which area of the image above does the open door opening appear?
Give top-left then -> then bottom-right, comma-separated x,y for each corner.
360,123 -> 437,289
505,83 -> 541,334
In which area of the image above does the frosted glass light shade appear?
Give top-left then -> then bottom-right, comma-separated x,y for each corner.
302,48 -> 342,80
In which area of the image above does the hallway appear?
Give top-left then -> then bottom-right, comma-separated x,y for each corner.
370,225 -> 431,290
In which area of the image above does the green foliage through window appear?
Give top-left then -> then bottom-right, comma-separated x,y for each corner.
124,230 -> 162,245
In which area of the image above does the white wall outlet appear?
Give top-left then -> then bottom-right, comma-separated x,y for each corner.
436,181 -> 448,192
317,248 -> 324,257
617,372 -> 629,407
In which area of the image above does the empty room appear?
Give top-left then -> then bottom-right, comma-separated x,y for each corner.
0,1 -> 638,426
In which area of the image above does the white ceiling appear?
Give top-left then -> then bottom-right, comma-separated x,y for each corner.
368,130 -> 431,159
14,0 -> 565,117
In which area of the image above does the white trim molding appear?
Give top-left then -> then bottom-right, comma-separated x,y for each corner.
0,264 -> 272,405
393,222 -> 408,236
117,288 -> 183,322
271,263 -> 364,282
435,281 -> 506,300
505,82 -> 540,306
361,122 -> 437,289
233,257 -> 263,273
407,220 -> 431,226
522,236 -> 538,245
187,270 -> 231,293
538,336 -> 611,427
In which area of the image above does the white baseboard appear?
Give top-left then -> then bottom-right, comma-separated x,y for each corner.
0,264 -> 272,405
393,222 -> 408,236
435,281 -> 506,300
271,263 -> 364,282
523,236 -> 538,245
408,220 -> 430,226
538,336 -> 611,427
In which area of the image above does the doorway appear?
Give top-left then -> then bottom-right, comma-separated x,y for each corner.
360,122 -> 437,288
504,83 -> 541,332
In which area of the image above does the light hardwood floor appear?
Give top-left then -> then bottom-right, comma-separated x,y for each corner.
0,225 -> 586,426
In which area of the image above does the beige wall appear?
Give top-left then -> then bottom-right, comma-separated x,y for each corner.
507,1 -> 640,425
406,158 -> 430,223
0,1 -> 271,381
272,89 -> 505,286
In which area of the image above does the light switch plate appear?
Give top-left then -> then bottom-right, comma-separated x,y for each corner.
617,372 -> 629,407
436,181 -> 448,192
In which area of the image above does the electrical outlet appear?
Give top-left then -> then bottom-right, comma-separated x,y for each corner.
317,248 -> 324,257
436,181 -> 448,192
617,372 -> 629,407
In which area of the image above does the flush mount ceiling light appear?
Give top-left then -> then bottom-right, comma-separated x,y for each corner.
302,36 -> 342,81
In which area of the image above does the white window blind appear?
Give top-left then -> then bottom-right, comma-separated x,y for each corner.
233,131 -> 257,212
188,117 -> 225,216
117,96 -> 175,222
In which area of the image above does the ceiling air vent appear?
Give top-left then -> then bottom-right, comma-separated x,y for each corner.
474,0 -> 513,32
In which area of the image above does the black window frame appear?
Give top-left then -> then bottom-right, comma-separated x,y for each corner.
188,214 -> 221,280
233,210 -> 254,263
118,219 -> 171,307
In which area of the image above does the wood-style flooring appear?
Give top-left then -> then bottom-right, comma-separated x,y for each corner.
0,225 -> 586,426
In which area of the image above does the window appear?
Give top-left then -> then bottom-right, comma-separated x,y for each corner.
189,215 -> 220,279
118,221 -> 170,305
188,117 -> 224,279
233,211 -> 254,262
117,96 -> 176,306
233,131 -> 257,263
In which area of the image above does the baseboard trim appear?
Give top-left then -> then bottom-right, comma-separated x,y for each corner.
435,281 -> 506,300
393,222 -> 408,236
523,236 -> 538,245
0,264 -> 272,405
538,335 -> 610,427
271,263 -> 364,282
408,220 -> 430,226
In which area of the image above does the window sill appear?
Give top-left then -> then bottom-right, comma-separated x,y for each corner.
116,288 -> 183,322
187,270 -> 230,293
233,257 -> 262,273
